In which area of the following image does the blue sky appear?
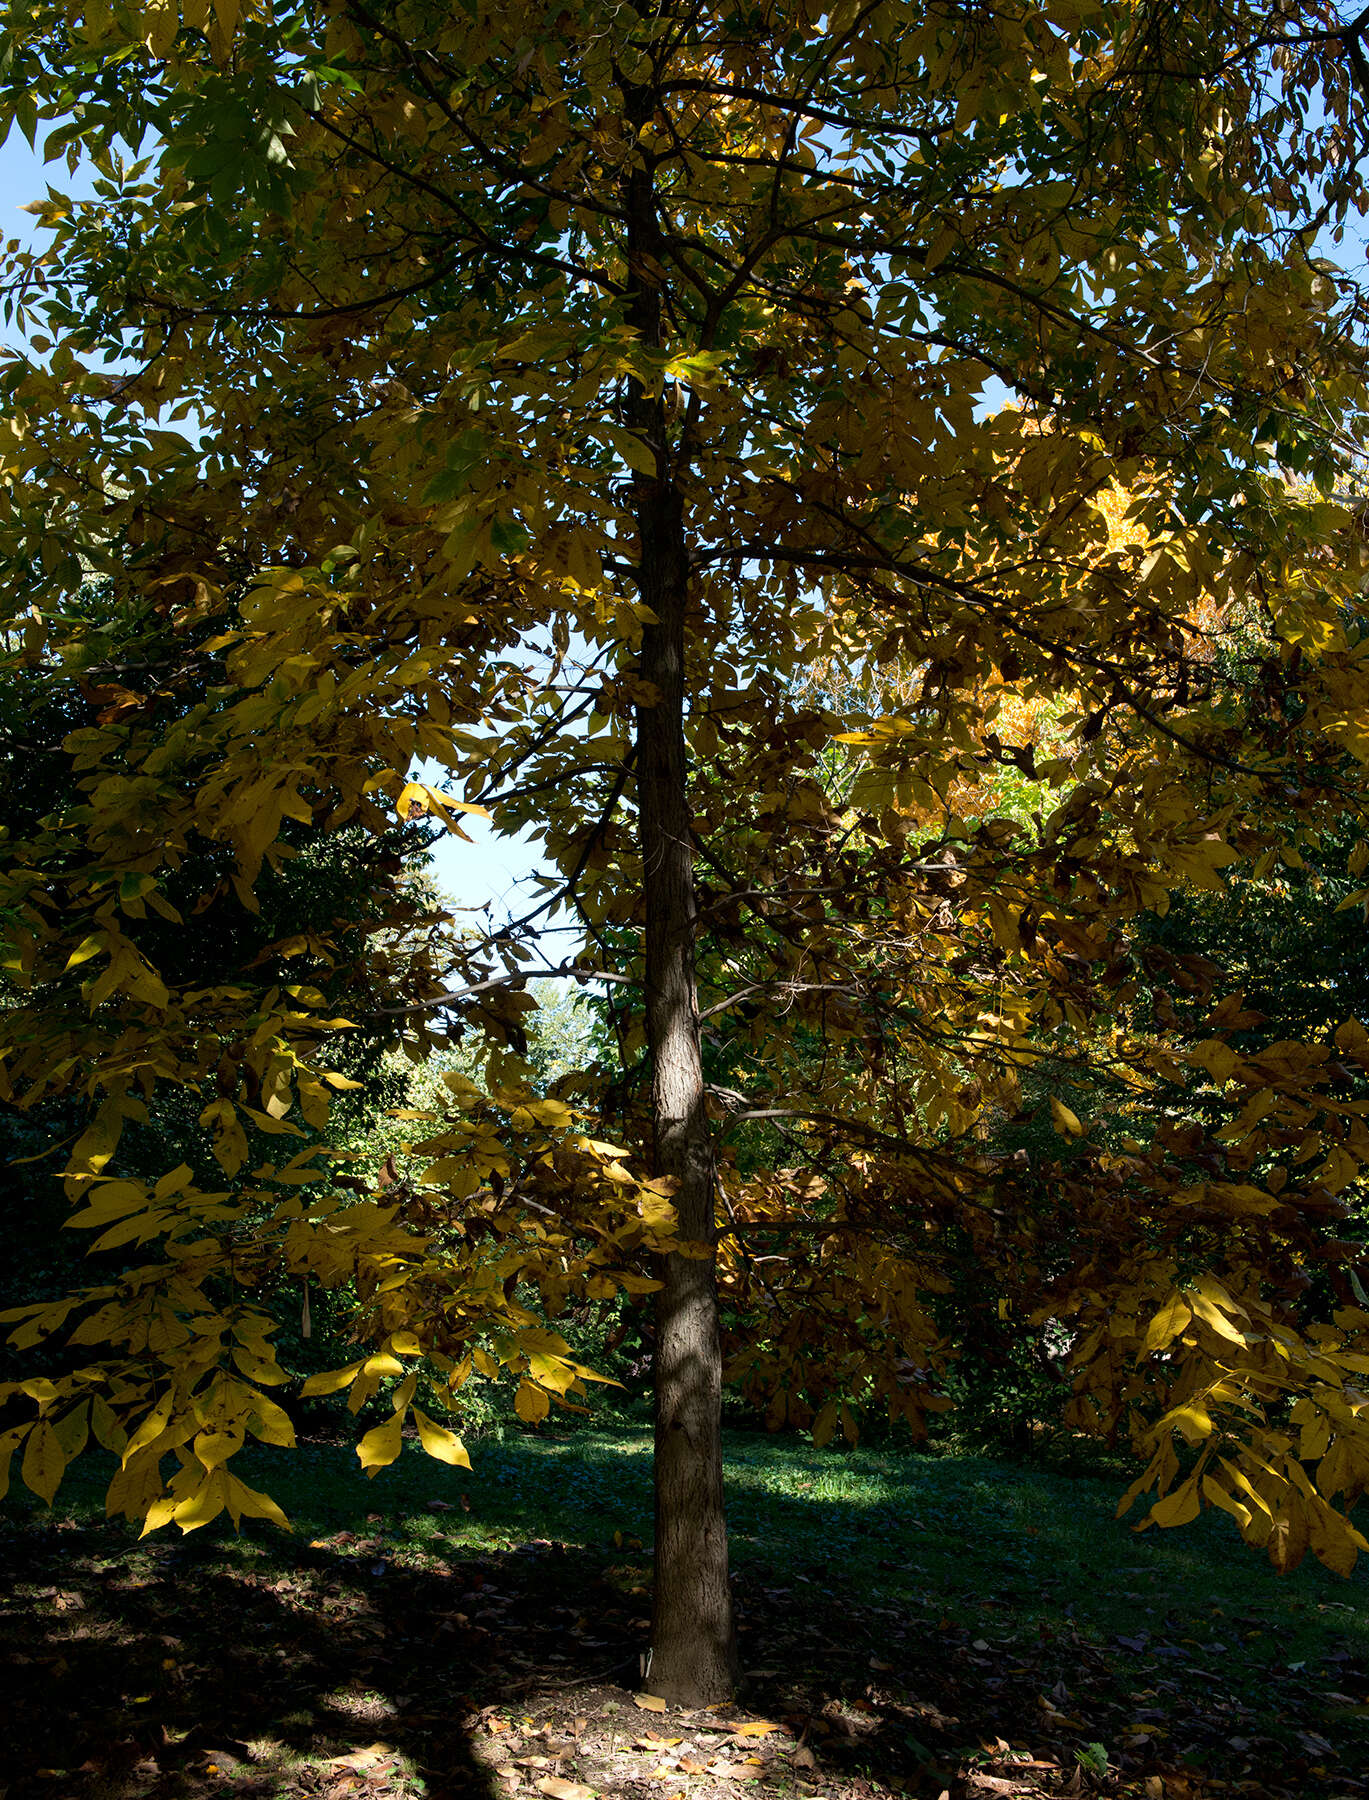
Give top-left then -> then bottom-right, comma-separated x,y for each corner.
0,126 -> 93,249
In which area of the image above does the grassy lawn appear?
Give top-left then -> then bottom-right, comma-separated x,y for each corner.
1,1427 -> 1365,1800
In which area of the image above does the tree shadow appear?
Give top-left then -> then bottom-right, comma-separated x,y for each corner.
2,1437 -> 1367,1800
0,1507 -> 645,1800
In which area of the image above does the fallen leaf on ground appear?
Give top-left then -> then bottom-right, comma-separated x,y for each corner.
535,1779 -> 595,1800
634,1693 -> 668,1712
328,1744 -> 394,1770
727,1720 -> 780,1738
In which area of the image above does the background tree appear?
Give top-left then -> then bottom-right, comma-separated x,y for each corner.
5,0 -> 1369,1708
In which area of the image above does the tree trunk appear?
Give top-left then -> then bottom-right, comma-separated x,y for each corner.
625,105 -> 737,1708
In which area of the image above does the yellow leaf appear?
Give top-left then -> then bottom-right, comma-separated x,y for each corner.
300,1361 -> 363,1397
1202,1474 -> 1252,1532
199,1100 -> 249,1174
63,933 -> 107,971
1217,1455 -> 1273,1520
21,1420 -> 65,1505
535,1780 -> 596,1800
515,1381 -> 550,1425
153,1163 -> 194,1200
1050,1096 -> 1084,1137
122,1400 -> 173,1466
52,1401 -> 89,1458
1188,1292 -> 1247,1345
248,1393 -> 297,1449
1192,1038 -> 1237,1084
90,1395 -> 127,1456
614,432 -> 658,477
1306,1498 -> 1367,1577
357,1414 -> 404,1474
0,1425 -> 30,1502
412,1407 -> 471,1467
1167,1403 -> 1212,1446
142,0 -> 180,57
923,221 -> 957,270
634,1694 -> 668,1712
526,1350 -> 577,1394
139,1494 -> 181,1537
224,1469 -> 292,1531
1147,1478 -> 1201,1528
1267,1494 -> 1311,1572
231,1347 -> 288,1385
172,1469 -> 230,1534
193,1425 -> 245,1470
65,1178 -> 150,1227
1142,1293 -> 1192,1354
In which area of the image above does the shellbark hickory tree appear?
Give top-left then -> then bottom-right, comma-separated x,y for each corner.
4,0 -> 1369,1706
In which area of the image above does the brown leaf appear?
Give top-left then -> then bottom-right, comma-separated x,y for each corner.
535,1780 -> 595,1800
634,1693 -> 668,1712
328,1743 -> 395,1771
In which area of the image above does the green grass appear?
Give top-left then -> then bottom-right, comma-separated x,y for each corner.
17,1422 -> 1369,1688
5,1420 -> 1369,1800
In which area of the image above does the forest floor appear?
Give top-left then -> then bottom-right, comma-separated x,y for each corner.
1,1427 -> 1367,1800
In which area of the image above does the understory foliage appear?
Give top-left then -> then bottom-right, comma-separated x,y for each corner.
5,0 -> 1369,1696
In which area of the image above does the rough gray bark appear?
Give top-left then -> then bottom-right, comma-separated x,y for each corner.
625,96 -> 737,1708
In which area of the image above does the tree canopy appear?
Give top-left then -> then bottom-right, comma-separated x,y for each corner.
5,0 -> 1369,1706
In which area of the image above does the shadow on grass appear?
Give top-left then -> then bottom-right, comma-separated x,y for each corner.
2,1431 -> 1368,1800
0,1505 -> 647,1800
